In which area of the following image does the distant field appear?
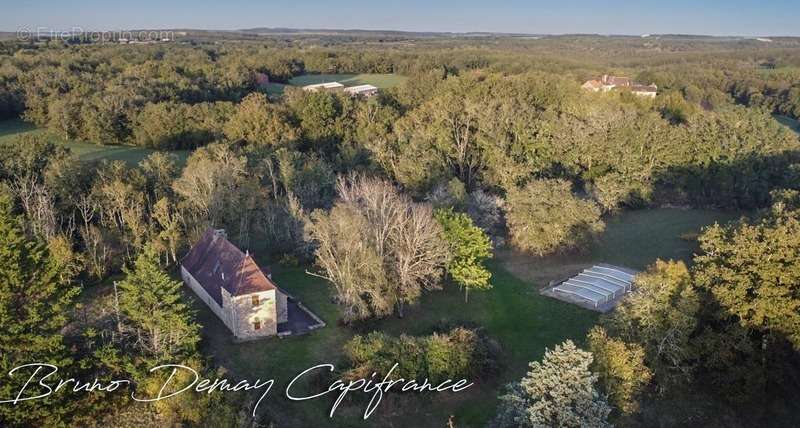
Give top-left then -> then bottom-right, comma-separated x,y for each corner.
262,73 -> 406,97
774,114 -> 800,135
288,73 -> 407,88
0,119 -> 190,166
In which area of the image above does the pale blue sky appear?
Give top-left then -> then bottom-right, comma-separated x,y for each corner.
4,0 -> 798,36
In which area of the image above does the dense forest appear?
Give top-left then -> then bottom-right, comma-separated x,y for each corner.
0,33 -> 799,427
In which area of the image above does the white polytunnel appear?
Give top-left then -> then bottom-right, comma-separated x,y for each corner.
550,264 -> 637,309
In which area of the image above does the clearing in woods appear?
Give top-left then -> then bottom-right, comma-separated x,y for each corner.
0,118 -> 190,166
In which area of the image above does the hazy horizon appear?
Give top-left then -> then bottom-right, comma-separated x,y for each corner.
4,0 -> 799,38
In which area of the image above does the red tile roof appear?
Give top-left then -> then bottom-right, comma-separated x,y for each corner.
582,79 -> 603,90
181,229 -> 276,305
254,72 -> 270,87
601,75 -> 632,87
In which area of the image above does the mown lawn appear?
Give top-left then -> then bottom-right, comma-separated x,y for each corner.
0,118 -> 191,166
189,208 -> 737,427
288,73 -> 407,89
498,207 -> 741,286
190,260 -> 597,427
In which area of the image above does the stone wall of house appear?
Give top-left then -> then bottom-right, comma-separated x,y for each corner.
277,291 -> 288,324
229,289 -> 279,338
181,266 -> 232,331
182,265 -> 288,339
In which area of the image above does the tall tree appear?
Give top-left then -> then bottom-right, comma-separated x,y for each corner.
173,143 -> 264,244
0,191 -> 79,426
693,197 -> 800,398
224,93 -> 297,146
505,179 -> 605,256
307,204 -> 392,321
695,202 -> 800,350
605,260 -> 699,385
493,340 -> 611,428
306,175 -> 448,321
118,244 -> 199,361
587,326 -> 652,415
434,208 -> 493,302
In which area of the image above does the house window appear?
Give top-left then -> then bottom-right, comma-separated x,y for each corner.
252,295 -> 260,306
253,320 -> 261,330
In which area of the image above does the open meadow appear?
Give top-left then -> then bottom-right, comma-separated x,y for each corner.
261,73 -> 407,97
287,73 -> 407,88
0,119 -> 191,165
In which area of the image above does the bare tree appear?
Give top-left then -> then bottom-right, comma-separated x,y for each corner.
390,203 -> 448,317
10,175 -> 59,240
307,174 -> 449,321
173,144 -> 261,244
76,193 -> 96,237
152,197 -> 184,264
307,205 -> 392,322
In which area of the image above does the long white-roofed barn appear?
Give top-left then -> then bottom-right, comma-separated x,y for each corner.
302,82 -> 345,92
344,84 -> 379,97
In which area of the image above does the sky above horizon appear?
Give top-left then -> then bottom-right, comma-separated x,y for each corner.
4,0 -> 799,37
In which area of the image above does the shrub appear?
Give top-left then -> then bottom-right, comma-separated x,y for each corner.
343,327 -> 495,383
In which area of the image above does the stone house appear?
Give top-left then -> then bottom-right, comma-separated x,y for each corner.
582,74 -> 657,97
181,229 -> 288,339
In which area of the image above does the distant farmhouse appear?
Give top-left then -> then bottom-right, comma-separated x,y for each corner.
303,81 -> 380,98
181,229 -> 324,340
582,74 -> 657,98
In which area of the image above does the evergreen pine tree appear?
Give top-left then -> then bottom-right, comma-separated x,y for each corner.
118,244 -> 199,363
493,340 -> 612,428
0,191 -> 79,426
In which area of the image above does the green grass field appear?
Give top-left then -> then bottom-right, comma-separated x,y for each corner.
190,207 -> 736,427
498,207 -> 742,286
774,114 -> 800,135
263,74 -> 405,98
0,119 -> 190,166
288,73 -> 407,89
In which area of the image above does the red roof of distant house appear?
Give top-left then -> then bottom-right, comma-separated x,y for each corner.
181,229 -> 276,305
582,79 -> 603,90
601,75 -> 632,87
254,72 -> 270,86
